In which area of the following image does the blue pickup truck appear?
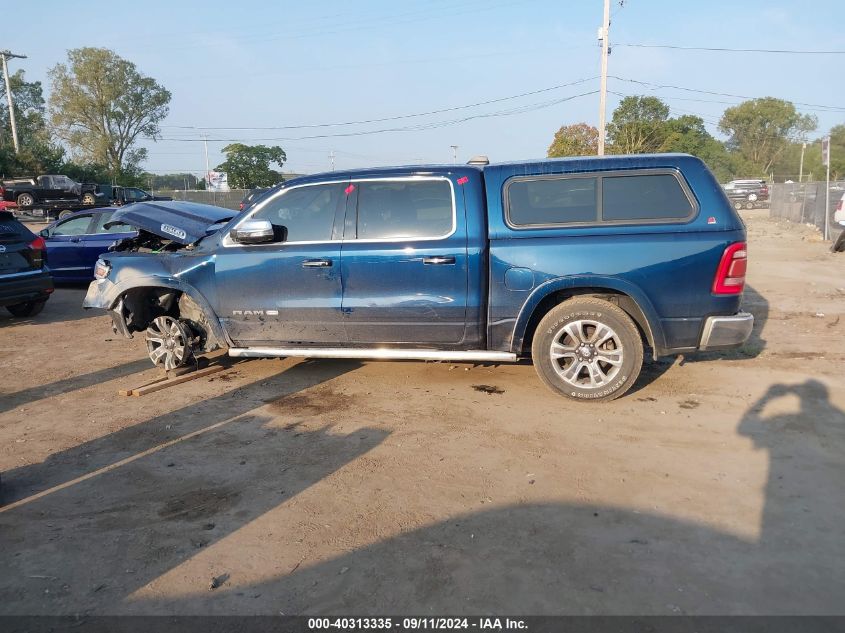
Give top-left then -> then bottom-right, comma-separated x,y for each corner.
83,154 -> 752,401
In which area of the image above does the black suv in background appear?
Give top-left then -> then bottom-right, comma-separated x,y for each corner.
0,211 -> 53,317
723,179 -> 769,209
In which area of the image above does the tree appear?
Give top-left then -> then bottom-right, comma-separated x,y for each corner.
659,115 -> 735,182
0,70 -> 64,176
48,47 -> 171,180
606,96 -> 670,154
547,123 -> 599,157
718,97 -> 816,177
216,143 -> 287,189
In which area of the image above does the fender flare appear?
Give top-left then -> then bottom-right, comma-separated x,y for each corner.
104,276 -> 232,349
510,275 -> 665,355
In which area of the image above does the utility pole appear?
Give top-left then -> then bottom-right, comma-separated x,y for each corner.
597,0 -> 611,156
329,150 -> 335,171
1,50 -> 27,154
799,142 -> 807,183
823,136 -> 831,241
202,134 -> 210,180
202,134 -> 216,203
450,145 -> 458,164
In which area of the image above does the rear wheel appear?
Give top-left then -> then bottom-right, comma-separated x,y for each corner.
6,299 -> 46,318
16,193 -> 34,207
57,209 -> 73,220
531,297 -> 643,402
145,315 -> 194,370
81,193 -> 96,205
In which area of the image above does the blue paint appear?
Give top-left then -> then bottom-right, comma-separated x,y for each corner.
84,154 -> 748,359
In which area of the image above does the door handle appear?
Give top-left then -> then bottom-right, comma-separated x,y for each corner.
70,237 -> 81,243
302,258 -> 332,268
422,256 -> 456,265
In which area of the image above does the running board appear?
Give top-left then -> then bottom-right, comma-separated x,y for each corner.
228,347 -> 517,362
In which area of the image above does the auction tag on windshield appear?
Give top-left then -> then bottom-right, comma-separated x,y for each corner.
160,224 -> 187,240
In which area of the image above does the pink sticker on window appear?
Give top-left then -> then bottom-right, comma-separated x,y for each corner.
457,176 -> 469,185
707,216 -> 717,224
345,184 -> 356,195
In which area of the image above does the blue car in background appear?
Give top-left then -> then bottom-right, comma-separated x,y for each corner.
40,208 -> 137,282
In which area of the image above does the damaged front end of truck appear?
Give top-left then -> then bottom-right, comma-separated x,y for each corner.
83,201 -> 235,370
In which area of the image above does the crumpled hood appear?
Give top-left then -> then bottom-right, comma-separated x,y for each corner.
104,200 -> 235,245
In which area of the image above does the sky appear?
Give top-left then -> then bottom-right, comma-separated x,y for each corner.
5,0 -> 844,177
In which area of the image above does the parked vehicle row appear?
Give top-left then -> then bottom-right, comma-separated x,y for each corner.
2,175 -> 173,220
2,175 -> 101,209
83,153 -> 753,402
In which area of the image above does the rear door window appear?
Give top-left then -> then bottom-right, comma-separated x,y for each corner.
0,216 -> 29,243
602,174 -> 693,221
354,179 -> 453,240
507,177 -> 598,226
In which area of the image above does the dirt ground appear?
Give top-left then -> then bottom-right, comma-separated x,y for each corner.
0,209 -> 843,615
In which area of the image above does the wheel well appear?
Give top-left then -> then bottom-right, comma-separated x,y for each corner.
117,286 -> 220,352
120,287 -> 180,333
520,288 -> 655,356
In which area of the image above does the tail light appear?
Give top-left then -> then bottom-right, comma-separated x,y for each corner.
29,236 -> 46,268
239,202 -> 245,211
712,242 -> 747,295
837,199 -> 843,212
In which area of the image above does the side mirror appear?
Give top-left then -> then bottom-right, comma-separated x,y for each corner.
39,229 -> 49,238
230,219 -> 278,244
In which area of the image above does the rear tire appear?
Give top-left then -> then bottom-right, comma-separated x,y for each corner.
16,193 -> 34,207
81,193 -> 96,205
6,299 -> 47,318
531,297 -> 643,402
57,209 -> 73,220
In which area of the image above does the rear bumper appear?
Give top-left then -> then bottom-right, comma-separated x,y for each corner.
699,312 -> 754,350
0,269 -> 53,307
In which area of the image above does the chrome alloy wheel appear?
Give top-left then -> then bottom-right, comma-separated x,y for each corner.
145,316 -> 193,370
549,319 -> 624,389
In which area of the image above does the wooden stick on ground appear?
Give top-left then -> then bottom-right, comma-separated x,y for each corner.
120,365 -> 225,397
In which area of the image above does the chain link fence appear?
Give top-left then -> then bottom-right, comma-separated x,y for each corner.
768,181 -> 844,240
155,189 -> 250,210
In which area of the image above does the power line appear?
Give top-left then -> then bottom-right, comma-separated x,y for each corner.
154,90 -> 599,143
609,75 -> 845,112
157,0 -> 534,52
616,43 -> 845,54
160,77 -> 598,132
